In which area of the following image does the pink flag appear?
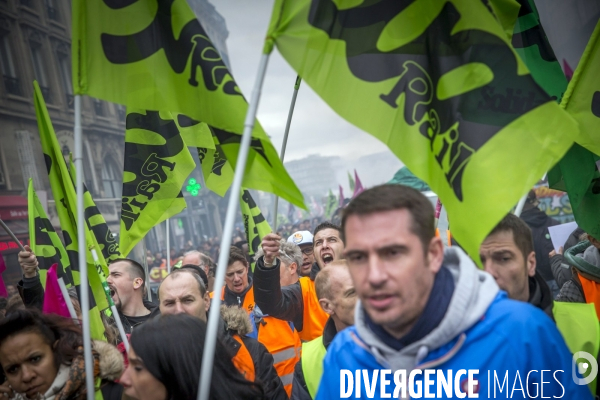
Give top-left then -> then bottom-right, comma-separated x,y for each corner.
0,255 -> 7,298
563,59 -> 574,82
339,185 -> 345,208
43,264 -> 71,318
352,169 -> 365,198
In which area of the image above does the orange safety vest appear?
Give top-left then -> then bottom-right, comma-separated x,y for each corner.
257,316 -> 302,397
298,277 -> 329,342
231,334 -> 256,382
578,272 -> 600,320
213,285 -> 256,314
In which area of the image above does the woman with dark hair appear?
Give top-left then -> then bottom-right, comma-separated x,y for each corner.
0,309 -> 124,400
120,314 -> 265,400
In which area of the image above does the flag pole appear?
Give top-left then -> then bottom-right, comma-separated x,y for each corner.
198,52 -> 271,400
58,277 -> 80,325
514,193 -> 528,217
166,218 -> 171,274
272,75 -> 301,232
0,218 -> 26,252
74,94 -> 95,400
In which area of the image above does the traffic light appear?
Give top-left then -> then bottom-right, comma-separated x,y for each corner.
185,178 -> 201,196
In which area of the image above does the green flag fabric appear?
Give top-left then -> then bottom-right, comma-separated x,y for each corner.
68,158 -> 122,264
347,172 -> 355,193
324,189 -> 337,220
34,81 -> 107,341
240,189 -> 272,271
265,0 -> 578,259
548,21 -> 600,240
28,179 -> 74,289
72,0 -> 306,209
120,110 -> 196,256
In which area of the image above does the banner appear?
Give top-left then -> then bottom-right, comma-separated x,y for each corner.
265,0 -> 578,259
28,179 -> 74,288
72,0 -> 305,208
34,81 -> 107,340
240,189 -> 272,271
120,110 -> 196,256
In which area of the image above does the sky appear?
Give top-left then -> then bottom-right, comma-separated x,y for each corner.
210,0 -> 394,163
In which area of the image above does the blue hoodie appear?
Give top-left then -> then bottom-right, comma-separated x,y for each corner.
316,248 -> 592,399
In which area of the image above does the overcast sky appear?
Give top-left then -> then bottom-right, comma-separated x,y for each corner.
210,0 -> 392,163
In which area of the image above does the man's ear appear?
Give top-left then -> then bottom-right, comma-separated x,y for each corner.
319,298 -> 334,316
204,292 -> 211,312
526,251 -> 536,277
133,277 -> 144,291
289,262 -> 298,276
426,236 -> 444,273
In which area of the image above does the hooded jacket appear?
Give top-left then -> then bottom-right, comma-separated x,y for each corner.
528,271 -> 554,319
118,299 -> 160,335
556,245 -> 600,303
315,248 -> 592,400
520,207 -> 560,282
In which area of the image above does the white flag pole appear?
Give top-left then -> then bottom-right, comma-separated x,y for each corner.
514,194 -> 528,217
272,75 -> 301,232
74,94 -> 95,400
166,218 -> 171,274
57,277 -> 79,325
197,52 -> 271,400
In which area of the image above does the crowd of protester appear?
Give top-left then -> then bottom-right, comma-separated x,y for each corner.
0,185 -> 598,399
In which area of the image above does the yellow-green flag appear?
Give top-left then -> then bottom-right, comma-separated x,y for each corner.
72,0 -> 306,208
28,179 -> 74,289
561,20 -> 600,157
324,189 -> 337,220
68,158 -> 122,264
240,189 -> 272,271
265,0 -> 578,259
120,110 -> 197,256
34,81 -> 107,340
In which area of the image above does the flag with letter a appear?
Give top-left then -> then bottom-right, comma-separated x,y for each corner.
265,0 -> 578,259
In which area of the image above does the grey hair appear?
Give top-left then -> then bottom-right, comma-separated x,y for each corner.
184,250 -> 211,267
255,239 -> 302,269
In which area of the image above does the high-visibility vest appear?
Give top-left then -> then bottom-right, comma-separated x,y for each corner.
298,277 -> 329,342
213,285 -> 256,314
554,301 -> 600,395
231,334 -> 256,382
301,336 -> 327,399
219,284 -> 301,395
257,315 -> 302,397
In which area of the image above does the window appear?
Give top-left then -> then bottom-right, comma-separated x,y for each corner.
30,39 -> 51,102
0,34 -> 21,95
46,0 -> 59,21
101,159 -> 121,199
0,150 -> 6,188
94,99 -> 105,116
56,45 -> 72,108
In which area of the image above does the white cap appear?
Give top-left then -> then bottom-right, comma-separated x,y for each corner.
287,231 -> 313,246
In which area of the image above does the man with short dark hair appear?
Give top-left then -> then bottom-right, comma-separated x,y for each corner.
480,213 -> 553,317
108,259 -> 159,334
315,185 -> 589,399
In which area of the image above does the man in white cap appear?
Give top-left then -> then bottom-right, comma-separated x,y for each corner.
288,231 -> 315,277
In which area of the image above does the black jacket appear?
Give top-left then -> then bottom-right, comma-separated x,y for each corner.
520,207 -> 560,282
528,272 -> 554,320
550,227 -> 585,289
17,274 -> 45,310
253,257 -> 306,331
223,276 -> 255,310
118,300 -> 160,335
291,317 -> 337,400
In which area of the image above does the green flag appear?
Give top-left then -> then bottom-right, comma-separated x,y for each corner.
324,189 -> 337,220
28,179 -> 74,289
72,0 -> 306,208
548,21 -> 600,240
265,0 -> 578,259
347,172 -> 355,193
240,189 -> 272,271
68,158 -> 122,264
34,81 -> 107,340
120,110 -> 197,256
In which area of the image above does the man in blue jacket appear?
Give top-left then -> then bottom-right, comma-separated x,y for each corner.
316,184 -> 592,399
